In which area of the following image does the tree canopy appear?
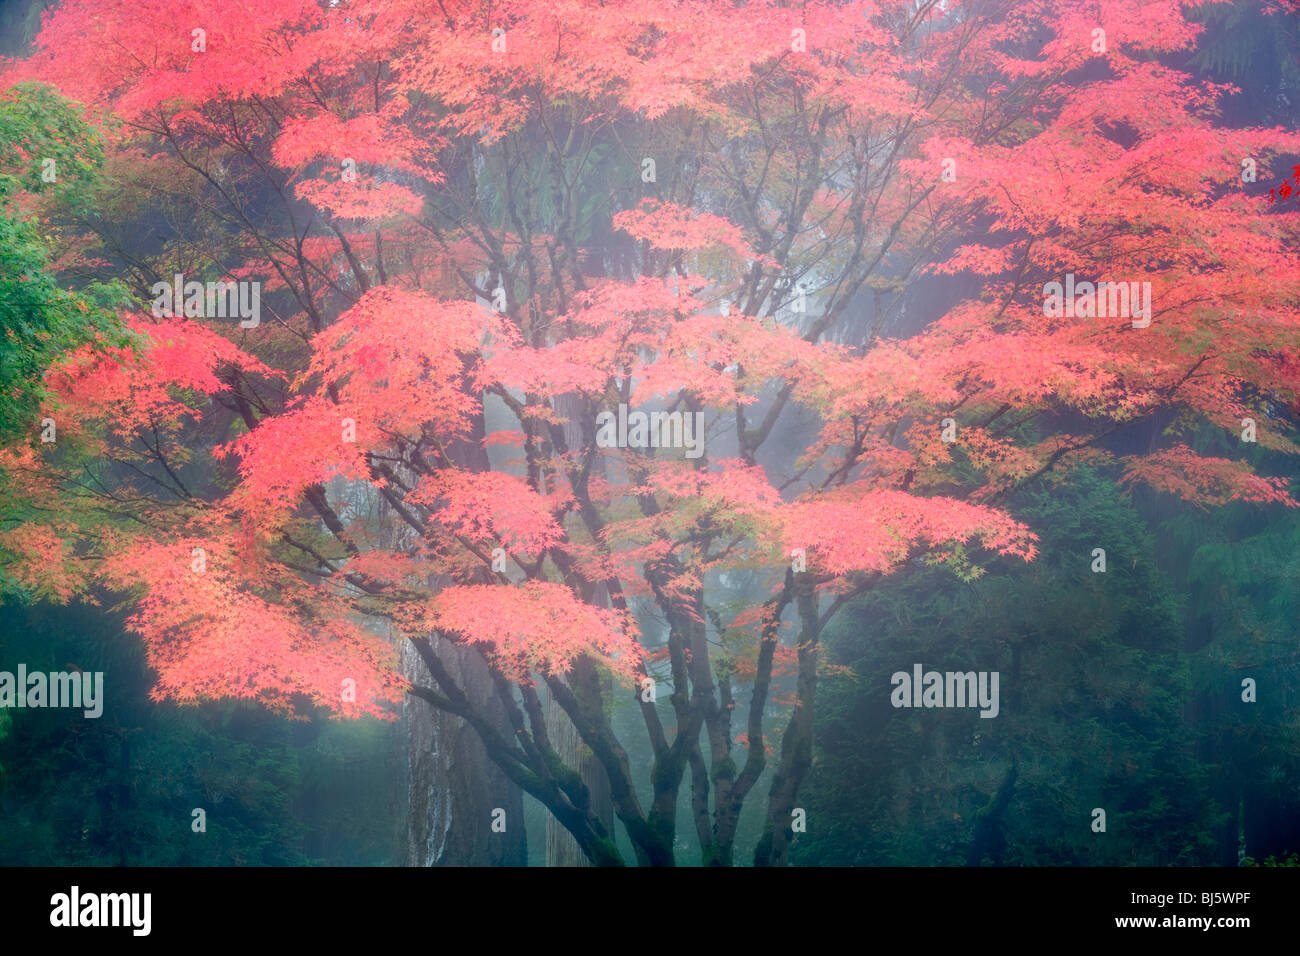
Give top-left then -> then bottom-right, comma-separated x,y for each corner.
1,0 -> 1298,865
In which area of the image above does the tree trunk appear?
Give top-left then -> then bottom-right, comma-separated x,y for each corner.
754,585 -> 819,866
400,397 -> 527,866
543,684 -> 613,866
404,632 -> 527,866
542,392 -> 615,865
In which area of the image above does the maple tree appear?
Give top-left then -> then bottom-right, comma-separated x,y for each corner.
2,0 -> 1299,866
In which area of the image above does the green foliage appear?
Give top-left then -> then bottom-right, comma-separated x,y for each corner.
795,469 -> 1220,866
1186,0 -> 1300,125
0,83 -> 129,444
0,214 -> 129,442
1188,1 -> 1300,84
1244,852 -> 1300,867
0,601 -> 403,865
1148,465 -> 1300,865
0,82 -> 104,203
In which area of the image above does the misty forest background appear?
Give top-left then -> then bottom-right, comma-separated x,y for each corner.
1,0 -> 1299,866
